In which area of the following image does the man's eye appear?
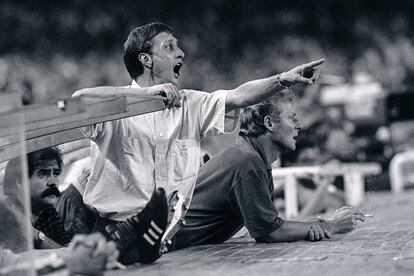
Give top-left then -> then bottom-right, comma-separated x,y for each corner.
37,172 -> 47,178
53,170 -> 61,176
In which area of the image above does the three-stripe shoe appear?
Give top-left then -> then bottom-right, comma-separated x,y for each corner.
105,187 -> 169,265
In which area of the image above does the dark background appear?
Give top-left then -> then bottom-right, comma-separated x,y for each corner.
0,0 -> 413,101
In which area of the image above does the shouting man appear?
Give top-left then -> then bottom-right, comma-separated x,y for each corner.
73,22 -> 325,263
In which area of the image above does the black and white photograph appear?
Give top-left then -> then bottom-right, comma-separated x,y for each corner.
0,1 -> 414,275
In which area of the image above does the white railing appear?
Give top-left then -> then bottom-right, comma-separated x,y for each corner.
389,150 -> 414,194
272,163 -> 382,218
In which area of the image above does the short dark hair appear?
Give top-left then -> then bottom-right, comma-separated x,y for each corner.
123,22 -> 174,79
27,147 -> 63,177
239,90 -> 295,137
4,147 -> 63,198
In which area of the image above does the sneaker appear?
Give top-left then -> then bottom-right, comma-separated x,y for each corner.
105,187 -> 168,265
161,191 -> 188,252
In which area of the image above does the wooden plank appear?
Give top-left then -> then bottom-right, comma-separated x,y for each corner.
22,96 -> 165,141
0,129 -> 83,163
0,96 -> 165,147
58,139 -> 90,154
0,93 -> 21,112
0,97 -> 86,136
24,97 -> 127,140
0,96 -> 126,140
0,97 -> 165,162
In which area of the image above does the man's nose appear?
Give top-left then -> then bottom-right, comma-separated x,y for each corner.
295,121 -> 302,130
46,175 -> 58,185
177,47 -> 185,59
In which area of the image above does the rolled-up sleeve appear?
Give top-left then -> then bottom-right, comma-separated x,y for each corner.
198,89 -> 230,135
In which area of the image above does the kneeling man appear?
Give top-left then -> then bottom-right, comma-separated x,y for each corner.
174,90 -> 364,249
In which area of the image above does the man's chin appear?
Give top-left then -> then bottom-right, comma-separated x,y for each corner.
41,196 -> 58,206
169,74 -> 180,85
281,143 -> 296,153
171,78 -> 180,86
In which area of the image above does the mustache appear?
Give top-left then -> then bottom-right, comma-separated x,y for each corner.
41,186 -> 61,198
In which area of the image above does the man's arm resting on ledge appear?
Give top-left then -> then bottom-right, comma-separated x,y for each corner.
72,83 -> 182,108
255,220 -> 330,243
256,206 -> 366,243
73,86 -> 155,98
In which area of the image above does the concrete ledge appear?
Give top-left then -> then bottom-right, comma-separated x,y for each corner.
106,191 -> 414,276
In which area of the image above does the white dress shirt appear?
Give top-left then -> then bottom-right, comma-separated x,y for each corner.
81,81 -> 230,221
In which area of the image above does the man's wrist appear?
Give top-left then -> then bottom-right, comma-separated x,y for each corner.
307,216 -> 325,223
325,219 -> 338,233
34,230 -> 46,248
142,86 -> 157,97
276,72 -> 293,88
309,218 -> 336,233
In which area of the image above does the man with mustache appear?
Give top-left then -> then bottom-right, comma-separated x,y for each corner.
3,147 -> 74,248
0,199 -> 119,275
4,147 -> 168,265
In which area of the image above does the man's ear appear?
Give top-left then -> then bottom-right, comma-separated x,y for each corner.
138,53 -> 152,69
264,115 -> 273,132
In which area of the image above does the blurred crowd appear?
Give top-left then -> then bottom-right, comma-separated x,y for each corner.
1,1 -> 414,103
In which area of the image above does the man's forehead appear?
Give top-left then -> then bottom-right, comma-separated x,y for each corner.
34,159 -> 59,170
280,103 -> 296,114
152,32 -> 178,44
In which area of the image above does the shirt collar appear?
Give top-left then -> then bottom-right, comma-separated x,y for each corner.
241,135 -> 272,171
131,80 -> 141,88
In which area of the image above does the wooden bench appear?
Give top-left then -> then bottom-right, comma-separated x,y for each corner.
0,93 -> 166,194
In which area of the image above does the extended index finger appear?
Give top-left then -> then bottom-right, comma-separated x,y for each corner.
304,59 -> 326,68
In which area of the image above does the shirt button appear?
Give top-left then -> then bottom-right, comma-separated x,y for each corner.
159,133 -> 164,137
158,155 -> 163,159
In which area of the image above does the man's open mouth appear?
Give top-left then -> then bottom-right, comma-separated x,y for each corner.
173,62 -> 182,77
